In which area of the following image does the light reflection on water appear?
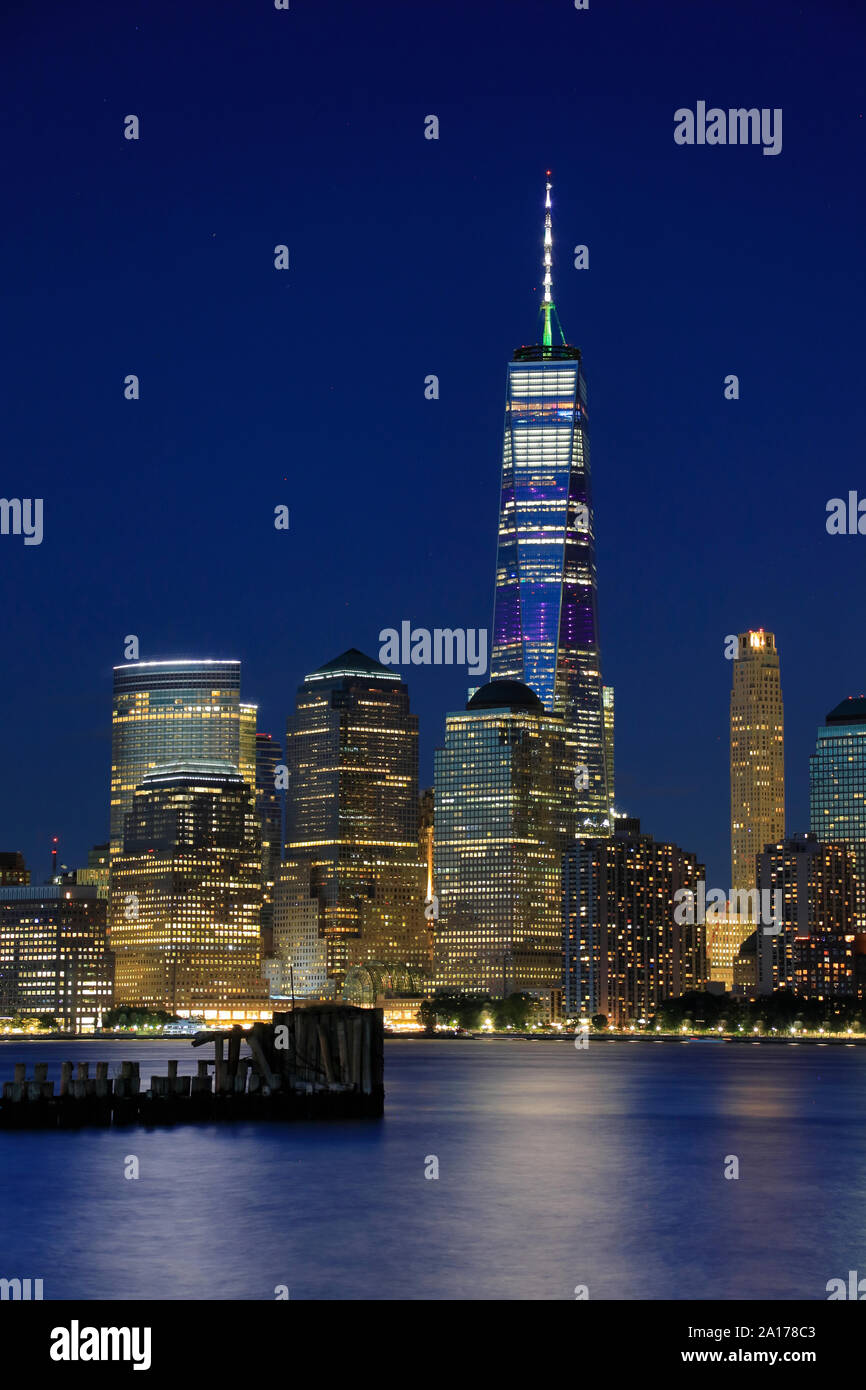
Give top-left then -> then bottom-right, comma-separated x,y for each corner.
0,1038 -> 864,1300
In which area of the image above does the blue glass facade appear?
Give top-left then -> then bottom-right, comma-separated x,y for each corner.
490,345 -> 610,828
810,697 -> 866,929
433,682 -> 573,997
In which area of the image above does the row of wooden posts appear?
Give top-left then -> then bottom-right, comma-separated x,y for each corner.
0,1005 -> 385,1129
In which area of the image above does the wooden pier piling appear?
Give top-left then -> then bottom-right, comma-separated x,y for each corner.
0,1006 -> 384,1129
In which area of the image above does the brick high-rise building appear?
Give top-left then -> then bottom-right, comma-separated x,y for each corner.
0,852 -> 29,886
757,832 -> 856,998
564,817 -> 706,1025
0,885 -> 113,1032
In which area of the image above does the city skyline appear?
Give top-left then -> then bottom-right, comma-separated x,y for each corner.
2,0 -> 866,1324
8,620 -> 864,896
2,1 -> 864,901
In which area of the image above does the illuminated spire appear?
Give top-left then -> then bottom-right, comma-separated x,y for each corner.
542,173 -> 554,347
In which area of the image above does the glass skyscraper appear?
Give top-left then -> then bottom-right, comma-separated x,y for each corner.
490,179 -> 611,831
110,659 -> 253,855
240,702 -> 258,796
110,760 -> 268,1020
434,680 -> 575,998
284,649 -> 429,989
811,696 -> 866,929
255,731 -> 285,953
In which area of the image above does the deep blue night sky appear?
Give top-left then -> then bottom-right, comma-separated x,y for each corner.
2,0 -> 864,886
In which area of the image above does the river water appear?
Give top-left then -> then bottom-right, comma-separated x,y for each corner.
0,1037 -> 863,1300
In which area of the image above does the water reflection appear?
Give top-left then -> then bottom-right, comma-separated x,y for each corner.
0,1039 -> 864,1300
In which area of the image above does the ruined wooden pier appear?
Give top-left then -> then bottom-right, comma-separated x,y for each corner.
0,1005 -> 384,1129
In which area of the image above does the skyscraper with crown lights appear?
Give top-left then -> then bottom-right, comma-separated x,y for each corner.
489,178 -> 611,831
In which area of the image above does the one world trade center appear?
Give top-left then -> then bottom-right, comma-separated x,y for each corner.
489,177 -> 612,831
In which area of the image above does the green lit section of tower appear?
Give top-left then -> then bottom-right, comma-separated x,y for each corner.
542,175 -> 555,348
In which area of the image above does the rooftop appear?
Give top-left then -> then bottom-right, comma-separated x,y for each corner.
466,680 -> 545,713
826,697 -> 866,726
305,648 -> 398,683
139,760 -> 243,787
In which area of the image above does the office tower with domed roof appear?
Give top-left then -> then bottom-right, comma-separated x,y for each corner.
433,680 -> 575,997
